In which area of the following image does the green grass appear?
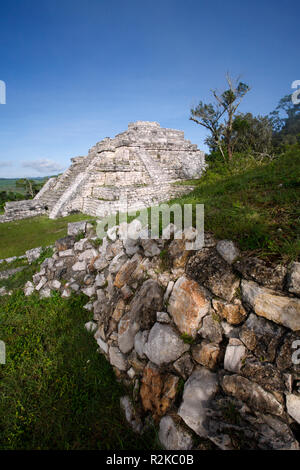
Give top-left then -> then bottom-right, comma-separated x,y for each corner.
170,148 -> 300,262
0,213 -> 94,258
0,290 -> 159,450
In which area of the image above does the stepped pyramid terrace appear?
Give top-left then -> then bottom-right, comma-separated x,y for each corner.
0,121 -> 206,222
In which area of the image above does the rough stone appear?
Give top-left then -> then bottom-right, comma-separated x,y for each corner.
134,330 -> 149,359
216,240 -> 240,264
55,236 -> 74,252
120,396 -> 143,433
26,247 -> 42,263
234,257 -> 287,290
140,363 -> 179,421
186,248 -> 240,302
222,374 -> 284,417
24,281 -> 35,296
212,298 -> 247,325
286,394 -> 300,424
241,279 -> 300,331
173,353 -> 194,380
114,257 -> 140,288
118,312 -> 140,354
239,313 -> 285,363
67,221 -> 87,236
144,323 -> 190,366
198,314 -> 223,343
224,338 -> 246,373
168,276 -> 211,338
159,416 -> 193,450
241,357 -> 285,392
129,279 -> 164,329
109,346 -> 128,371
156,311 -> 171,323
192,341 -> 221,370
287,262 -> 300,296
178,367 -> 218,438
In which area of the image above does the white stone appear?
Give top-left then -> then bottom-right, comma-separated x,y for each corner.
72,261 -> 87,271
224,338 -> 246,373
26,247 -> 42,264
288,262 -> 300,296
35,277 -> 47,291
82,286 -> 96,297
59,249 -> 74,257
78,248 -> 98,261
24,281 -> 34,296
134,330 -> 149,359
216,240 -> 240,264
286,394 -> 300,424
144,323 -> 190,366
95,273 -> 106,287
159,415 -> 193,450
120,396 -> 142,433
109,346 -> 128,371
96,337 -> 108,354
50,280 -> 61,290
40,287 -> 51,298
109,252 -> 128,274
107,226 -> 118,242
241,280 -> 300,331
67,221 -> 87,236
127,367 -> 136,379
178,367 -> 218,438
157,311 -> 171,323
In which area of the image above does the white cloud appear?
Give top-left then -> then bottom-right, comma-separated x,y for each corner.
22,158 -> 64,174
0,161 -> 13,168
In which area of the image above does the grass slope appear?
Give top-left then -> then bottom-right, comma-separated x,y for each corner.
0,213 -> 94,258
0,290 -> 159,450
172,148 -> 300,262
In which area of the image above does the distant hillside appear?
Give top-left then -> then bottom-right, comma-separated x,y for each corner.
0,177 -> 49,194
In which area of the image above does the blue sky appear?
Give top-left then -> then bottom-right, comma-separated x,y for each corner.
0,0 -> 298,177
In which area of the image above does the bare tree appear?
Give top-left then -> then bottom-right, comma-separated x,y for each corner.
190,74 -> 250,162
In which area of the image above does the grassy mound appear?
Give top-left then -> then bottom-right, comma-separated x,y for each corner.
0,213 -> 94,259
0,290 -> 158,450
172,147 -> 300,262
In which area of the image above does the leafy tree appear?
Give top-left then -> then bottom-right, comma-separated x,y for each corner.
231,113 -> 273,155
270,94 -> 300,148
16,178 -> 41,198
190,74 -> 250,162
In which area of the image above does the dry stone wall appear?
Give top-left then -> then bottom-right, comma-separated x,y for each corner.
24,220 -> 300,450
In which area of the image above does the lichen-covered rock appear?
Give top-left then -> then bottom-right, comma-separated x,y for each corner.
114,256 -> 140,288
241,357 -> 285,392
276,331 -> 300,373
241,280 -> 300,331
55,236 -> 74,252
26,246 -> 43,263
67,221 -> 87,236
167,276 -> 210,338
222,374 -> 284,417
173,353 -> 194,380
234,257 -> 287,290
191,341 -> 221,370
178,367 -> 218,438
140,363 -> 179,421
144,323 -> 190,366
186,248 -> 240,302
287,262 -> 300,296
198,314 -> 223,343
129,279 -> 164,329
159,416 -> 193,450
239,313 -> 285,363
216,240 -> 240,264
212,299 -> 247,325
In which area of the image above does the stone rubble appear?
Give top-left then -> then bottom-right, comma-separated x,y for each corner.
22,219 -> 300,450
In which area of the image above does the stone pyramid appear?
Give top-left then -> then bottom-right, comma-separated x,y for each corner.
1,121 -> 206,222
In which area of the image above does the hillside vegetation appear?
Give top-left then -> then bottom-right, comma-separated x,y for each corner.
173,147 -> 300,262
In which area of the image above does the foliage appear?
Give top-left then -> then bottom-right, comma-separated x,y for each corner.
270,94 -> 300,149
171,147 -> 300,262
15,178 -> 45,198
0,290 -> 158,449
190,74 -> 250,161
